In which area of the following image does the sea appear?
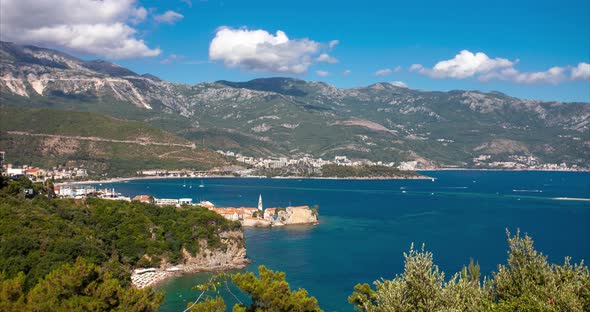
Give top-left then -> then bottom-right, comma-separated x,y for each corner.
94,171 -> 590,311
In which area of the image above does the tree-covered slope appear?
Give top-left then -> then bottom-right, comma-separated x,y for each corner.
0,177 -> 242,291
0,107 -> 233,176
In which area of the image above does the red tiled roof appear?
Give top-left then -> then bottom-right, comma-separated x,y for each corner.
133,195 -> 152,201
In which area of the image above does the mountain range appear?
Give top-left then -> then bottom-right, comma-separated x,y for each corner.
1,41 -> 589,170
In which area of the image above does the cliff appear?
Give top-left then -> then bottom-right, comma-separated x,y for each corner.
132,230 -> 249,289
179,230 -> 248,271
283,206 -> 319,225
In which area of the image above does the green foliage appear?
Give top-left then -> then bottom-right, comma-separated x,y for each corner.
349,231 -> 589,312
492,230 -> 590,311
311,205 -> 319,217
0,258 -> 164,312
321,164 -> 421,178
189,296 -> 226,312
0,186 -> 242,292
232,265 -> 322,312
0,107 -> 232,177
0,107 -> 186,143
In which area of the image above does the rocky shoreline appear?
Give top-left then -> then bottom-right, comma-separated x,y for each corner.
131,261 -> 250,289
131,230 -> 249,289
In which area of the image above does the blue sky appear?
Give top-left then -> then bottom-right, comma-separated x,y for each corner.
2,0 -> 589,101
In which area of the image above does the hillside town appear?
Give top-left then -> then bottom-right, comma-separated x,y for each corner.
216,150 -> 585,172
217,150 -> 406,170
0,149 -> 586,186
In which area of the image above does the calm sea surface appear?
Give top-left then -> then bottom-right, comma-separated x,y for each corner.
95,171 -> 590,311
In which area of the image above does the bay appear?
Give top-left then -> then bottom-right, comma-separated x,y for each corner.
95,171 -> 590,311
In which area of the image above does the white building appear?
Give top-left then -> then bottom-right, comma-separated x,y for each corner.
6,167 -> 24,176
155,198 -> 179,206
179,198 -> 193,205
75,169 -> 88,177
57,186 -> 72,197
73,186 -> 96,196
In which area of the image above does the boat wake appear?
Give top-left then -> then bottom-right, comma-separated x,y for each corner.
552,197 -> 590,202
512,189 -> 543,193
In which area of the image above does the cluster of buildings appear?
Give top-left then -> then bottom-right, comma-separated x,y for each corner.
216,151 -> 409,171
54,186 -> 132,200
4,165 -> 89,181
3,165 -> 88,181
201,195 -> 316,227
1,152 -> 88,181
136,166 -> 248,178
53,185 -> 197,205
54,186 -> 316,227
471,154 -> 577,170
136,169 -> 208,177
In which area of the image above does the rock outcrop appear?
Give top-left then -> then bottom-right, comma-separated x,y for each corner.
178,230 -> 248,272
283,206 -> 319,225
131,230 -> 249,288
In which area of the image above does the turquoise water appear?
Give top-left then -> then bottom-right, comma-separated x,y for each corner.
97,171 -> 590,311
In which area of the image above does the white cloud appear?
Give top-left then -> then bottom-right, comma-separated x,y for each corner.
393,65 -> 401,72
375,68 -> 392,76
414,50 -> 514,79
571,62 -> 590,80
329,40 -> 339,49
0,0 -> 160,59
181,0 -> 193,7
342,69 -> 351,76
479,66 -> 568,85
409,64 -> 424,72
154,10 -> 184,25
316,53 -> 338,64
411,50 -> 589,85
160,54 -> 183,64
316,70 -> 330,77
390,81 -> 408,88
209,27 -> 337,74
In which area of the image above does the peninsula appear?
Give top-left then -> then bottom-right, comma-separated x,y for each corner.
203,195 -> 319,228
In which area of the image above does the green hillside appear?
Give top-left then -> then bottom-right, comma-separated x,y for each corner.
0,107 -> 232,177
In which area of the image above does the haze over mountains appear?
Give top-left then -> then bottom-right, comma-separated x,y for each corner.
1,41 -> 589,169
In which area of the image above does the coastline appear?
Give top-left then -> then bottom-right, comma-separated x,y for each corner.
56,168 -> 589,186
420,168 -> 590,172
132,262 -> 249,290
55,174 -> 431,185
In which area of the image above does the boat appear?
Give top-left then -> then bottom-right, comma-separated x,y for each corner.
198,179 -> 204,188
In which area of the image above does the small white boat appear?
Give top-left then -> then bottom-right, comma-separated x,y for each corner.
198,179 -> 205,188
